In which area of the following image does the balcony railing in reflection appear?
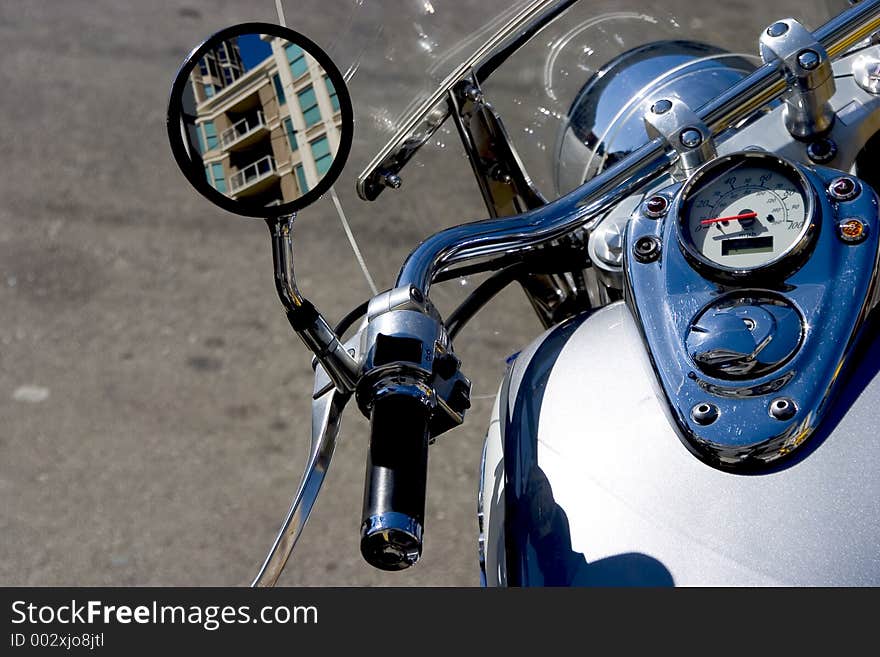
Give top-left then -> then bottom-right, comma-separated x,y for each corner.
229,155 -> 277,194
220,111 -> 266,149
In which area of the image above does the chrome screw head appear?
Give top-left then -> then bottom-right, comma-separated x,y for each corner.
382,173 -> 402,189
767,22 -> 789,38
464,85 -> 484,104
806,138 -> 837,164
651,99 -> 672,115
633,236 -> 661,263
679,128 -> 703,149
769,397 -> 797,421
691,402 -> 720,426
797,49 -> 821,71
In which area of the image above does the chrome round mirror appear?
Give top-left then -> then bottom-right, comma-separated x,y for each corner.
167,23 -> 353,218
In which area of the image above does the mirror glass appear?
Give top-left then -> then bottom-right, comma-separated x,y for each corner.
168,24 -> 352,217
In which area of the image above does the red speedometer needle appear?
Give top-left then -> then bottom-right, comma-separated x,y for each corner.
701,211 -> 758,225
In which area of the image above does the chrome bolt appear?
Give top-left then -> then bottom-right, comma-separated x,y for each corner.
806,138 -> 837,164
769,397 -> 797,421
644,195 -> 669,218
767,22 -> 789,38
382,173 -> 402,189
853,54 -> 880,94
797,49 -> 821,71
425,107 -> 446,128
651,99 -> 672,115
464,85 -> 484,104
828,177 -> 860,202
679,128 -> 703,149
633,236 -> 661,263
691,402 -> 720,426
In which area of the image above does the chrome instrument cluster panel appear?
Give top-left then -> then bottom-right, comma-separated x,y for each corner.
624,151 -> 880,469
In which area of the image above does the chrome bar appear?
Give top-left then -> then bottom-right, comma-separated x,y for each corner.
396,0 -> 880,294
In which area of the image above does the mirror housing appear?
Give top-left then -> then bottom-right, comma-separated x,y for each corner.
166,22 -> 353,218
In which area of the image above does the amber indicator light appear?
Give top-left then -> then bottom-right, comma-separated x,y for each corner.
839,219 -> 866,242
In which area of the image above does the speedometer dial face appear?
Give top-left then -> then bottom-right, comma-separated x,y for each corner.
679,154 -> 813,273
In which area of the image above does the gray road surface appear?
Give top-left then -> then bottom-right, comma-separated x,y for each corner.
0,0 -> 835,586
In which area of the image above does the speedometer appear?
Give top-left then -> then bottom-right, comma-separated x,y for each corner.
677,152 -> 817,277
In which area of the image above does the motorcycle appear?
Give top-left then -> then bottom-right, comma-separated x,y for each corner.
167,0 -> 880,586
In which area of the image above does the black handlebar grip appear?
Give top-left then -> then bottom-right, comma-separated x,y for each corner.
360,393 -> 431,570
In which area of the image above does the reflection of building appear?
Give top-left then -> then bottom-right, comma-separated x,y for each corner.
188,36 -> 341,206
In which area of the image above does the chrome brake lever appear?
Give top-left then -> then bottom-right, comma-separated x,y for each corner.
251,360 -> 353,587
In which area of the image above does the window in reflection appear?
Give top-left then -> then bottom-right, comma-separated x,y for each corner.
298,86 -> 320,128
185,33 -> 342,206
311,136 -> 331,176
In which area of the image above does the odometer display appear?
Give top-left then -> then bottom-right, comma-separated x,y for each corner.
721,236 -> 774,256
678,154 -> 814,274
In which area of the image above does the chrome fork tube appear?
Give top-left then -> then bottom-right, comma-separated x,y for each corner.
396,0 -> 880,295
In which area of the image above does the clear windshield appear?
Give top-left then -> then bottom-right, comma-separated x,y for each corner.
279,0 -> 839,203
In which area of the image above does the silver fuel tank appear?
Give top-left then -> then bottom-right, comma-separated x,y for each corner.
480,301 -> 880,586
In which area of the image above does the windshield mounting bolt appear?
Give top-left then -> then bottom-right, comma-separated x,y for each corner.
464,85 -> 484,104
691,402 -> 720,426
767,21 -> 789,38
489,164 -> 512,184
769,397 -> 797,421
679,128 -> 703,149
381,173 -> 402,189
806,137 -> 837,164
797,49 -> 821,71
651,99 -> 672,115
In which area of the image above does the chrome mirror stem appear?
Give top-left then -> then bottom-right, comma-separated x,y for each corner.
267,216 -> 360,393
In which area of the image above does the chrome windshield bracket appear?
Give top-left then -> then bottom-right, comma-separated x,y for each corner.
643,97 -> 717,179
448,74 -> 592,327
448,74 -> 546,217
760,18 -> 837,140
